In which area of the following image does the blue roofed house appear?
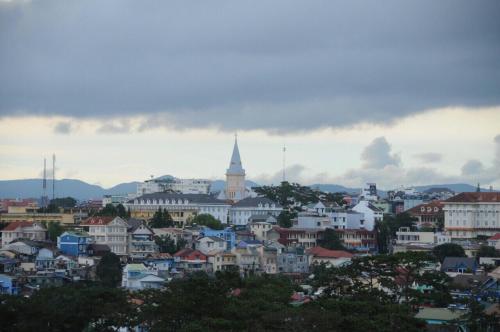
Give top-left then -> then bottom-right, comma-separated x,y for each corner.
0,274 -> 20,295
57,231 -> 92,257
199,226 -> 236,250
441,257 -> 478,275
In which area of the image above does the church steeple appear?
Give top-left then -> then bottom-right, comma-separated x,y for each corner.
226,134 -> 245,176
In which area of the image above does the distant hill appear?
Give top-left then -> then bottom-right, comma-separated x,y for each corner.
0,179 -> 139,201
308,184 -> 360,194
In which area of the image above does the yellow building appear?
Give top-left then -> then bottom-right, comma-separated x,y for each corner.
0,212 -> 75,225
130,208 -> 198,227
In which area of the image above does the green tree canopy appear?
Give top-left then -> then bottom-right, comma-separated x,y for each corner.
277,210 -> 296,228
149,208 -> 174,228
192,213 -> 224,230
46,222 -> 64,242
432,243 -> 466,262
476,245 -> 500,258
96,252 -> 122,287
318,228 -> 346,250
49,197 -> 77,208
155,234 -> 177,254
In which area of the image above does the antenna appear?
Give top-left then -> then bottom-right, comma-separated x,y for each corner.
282,144 -> 286,183
52,153 -> 56,201
43,158 -> 47,207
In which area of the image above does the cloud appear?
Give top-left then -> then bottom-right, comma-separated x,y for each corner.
252,135 -> 500,189
96,120 -> 131,134
53,121 -> 72,134
414,152 -> 442,163
361,137 -> 400,169
0,0 -> 499,132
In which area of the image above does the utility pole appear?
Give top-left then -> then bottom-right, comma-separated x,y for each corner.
52,154 -> 56,201
282,145 -> 286,183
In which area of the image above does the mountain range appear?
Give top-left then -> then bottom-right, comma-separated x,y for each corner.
0,178 -> 487,201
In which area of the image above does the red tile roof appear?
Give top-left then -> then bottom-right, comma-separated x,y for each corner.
407,201 -> 444,216
489,233 -> 500,241
446,192 -> 500,203
2,221 -> 34,231
307,246 -> 353,258
81,216 -> 115,225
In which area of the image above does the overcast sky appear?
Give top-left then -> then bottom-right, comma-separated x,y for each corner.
0,0 -> 499,189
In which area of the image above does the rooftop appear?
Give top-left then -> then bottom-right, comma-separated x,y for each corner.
445,192 -> 500,203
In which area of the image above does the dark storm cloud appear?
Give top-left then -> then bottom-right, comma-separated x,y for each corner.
1,0 -> 499,132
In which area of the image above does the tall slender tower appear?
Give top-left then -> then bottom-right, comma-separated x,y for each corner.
41,158 -> 48,208
282,145 -> 286,183
225,134 -> 246,202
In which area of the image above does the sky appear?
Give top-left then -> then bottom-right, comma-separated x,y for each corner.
0,0 -> 499,189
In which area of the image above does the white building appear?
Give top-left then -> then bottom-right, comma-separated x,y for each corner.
329,210 -> 366,230
352,201 -> 383,231
444,192 -> 500,239
395,227 -> 451,245
137,175 -> 212,196
1,221 -> 46,247
360,183 -> 378,201
127,219 -> 157,260
122,263 -> 165,290
196,236 -> 226,255
292,212 -> 331,229
82,216 -> 129,256
229,197 -> 282,226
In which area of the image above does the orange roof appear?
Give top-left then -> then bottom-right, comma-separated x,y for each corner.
307,246 -> 353,258
446,192 -> 500,203
407,201 -> 444,215
2,221 -> 34,231
81,216 -> 115,226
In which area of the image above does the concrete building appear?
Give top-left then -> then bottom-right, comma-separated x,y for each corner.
395,227 -> 451,245
125,193 -> 231,226
57,231 -> 91,257
1,221 -> 46,247
122,264 -> 165,290
0,212 -> 75,225
406,201 -> 444,229
127,219 -> 157,260
82,216 -> 129,256
352,200 -> 383,231
229,197 -> 282,226
443,192 -> 500,239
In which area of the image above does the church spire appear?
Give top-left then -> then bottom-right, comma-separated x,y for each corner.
226,134 -> 245,175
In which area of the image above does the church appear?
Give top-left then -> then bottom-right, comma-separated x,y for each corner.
218,135 -> 251,202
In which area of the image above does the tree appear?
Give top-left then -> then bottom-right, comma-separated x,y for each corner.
149,208 -> 174,228
277,210 -> 296,228
192,213 -> 224,230
38,203 -> 59,213
49,197 -> 77,208
432,243 -> 466,262
96,252 -> 122,287
476,245 -> 500,258
98,203 -> 118,217
116,203 -> 128,218
155,235 -> 177,254
46,222 -> 64,242
318,228 -> 345,250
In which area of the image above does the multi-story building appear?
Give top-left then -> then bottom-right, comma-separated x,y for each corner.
0,212 -> 74,225
199,226 -> 236,250
395,227 -> 450,245
352,200 -> 383,231
57,231 -> 92,256
444,192 -> 500,239
208,251 -> 237,273
407,201 -> 444,229
269,227 -> 323,249
81,216 -> 128,256
229,197 -> 282,226
127,220 -> 157,260
336,229 -> 377,252
137,175 -> 212,196
277,247 -> 309,274
125,193 -> 231,226
1,221 -> 46,247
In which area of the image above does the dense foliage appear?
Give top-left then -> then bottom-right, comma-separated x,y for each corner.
432,243 -> 466,263
375,212 -> 417,253
155,235 -> 187,254
277,210 -> 297,228
192,213 -> 224,230
95,252 -> 122,287
97,203 -> 130,219
318,228 -> 346,250
476,245 -> 500,258
149,208 -> 174,228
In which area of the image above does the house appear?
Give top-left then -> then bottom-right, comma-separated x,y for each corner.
82,216 -> 128,256
261,246 -> 278,274
0,239 -> 44,256
306,246 -> 353,267
249,221 -> 274,241
414,308 -> 466,329
57,231 -> 92,257
487,233 -> 500,249
232,241 -> 262,275
229,197 -> 282,226
248,214 -> 277,224
173,248 -> 209,273
122,263 -> 165,290
441,257 -> 478,275
0,257 -> 18,274
35,248 -> 56,270
196,236 -> 226,255
277,247 -> 308,274
208,251 -> 237,273
272,227 -> 323,249
1,221 -> 46,246
127,219 -> 157,260
352,201 -> 383,231
199,226 -> 236,250
395,227 -> 450,245
292,212 -> 331,229
0,274 -> 20,295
